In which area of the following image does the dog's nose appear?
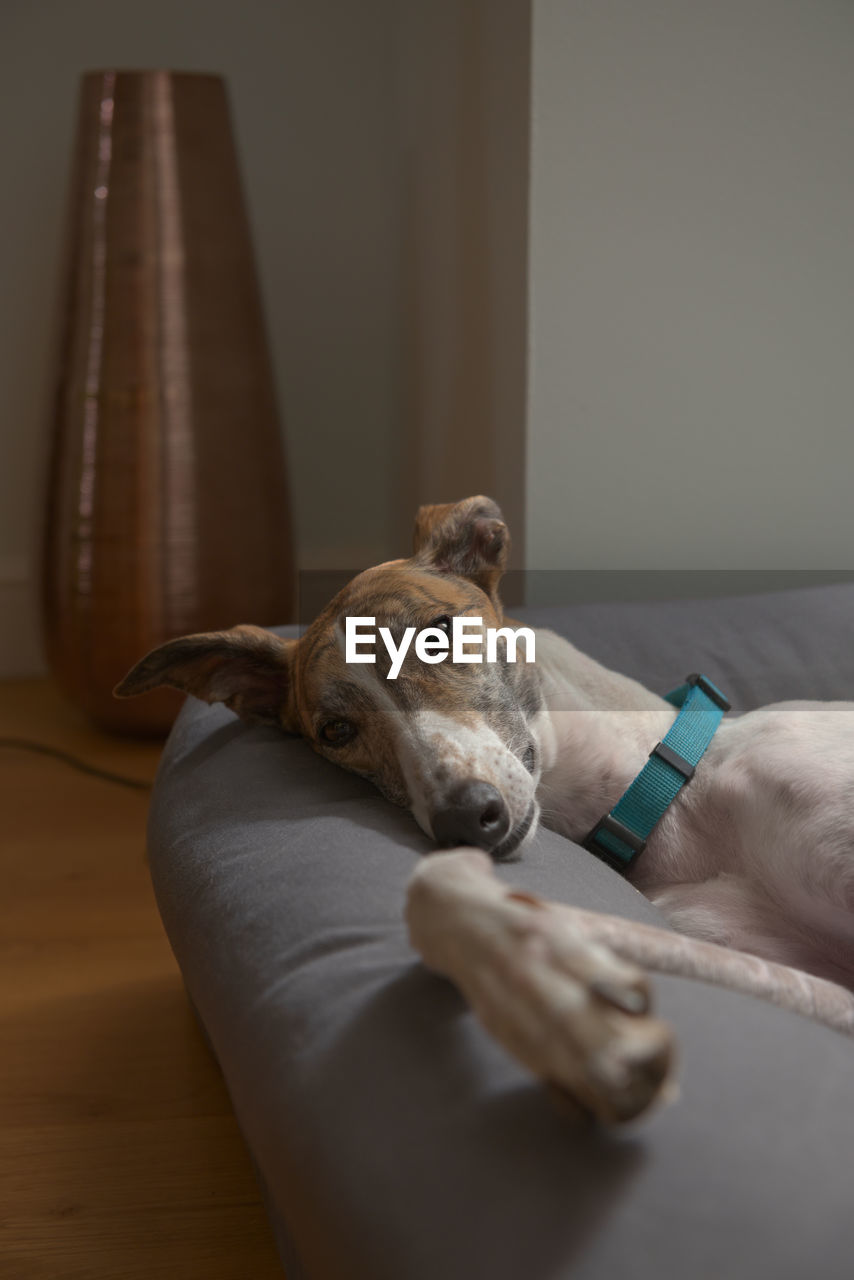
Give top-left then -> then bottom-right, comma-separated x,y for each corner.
431,781 -> 510,852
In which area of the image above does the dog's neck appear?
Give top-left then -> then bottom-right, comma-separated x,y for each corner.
533,631 -> 678,846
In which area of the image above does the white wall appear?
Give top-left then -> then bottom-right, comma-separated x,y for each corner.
15,2 -> 839,678
0,0 -> 399,674
526,1 -> 854,587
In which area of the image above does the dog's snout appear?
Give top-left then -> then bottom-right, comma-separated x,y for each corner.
432,781 -> 510,852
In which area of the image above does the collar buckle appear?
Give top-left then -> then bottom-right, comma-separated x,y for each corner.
686,672 -> 731,712
583,814 -> 647,871
650,739 -> 695,780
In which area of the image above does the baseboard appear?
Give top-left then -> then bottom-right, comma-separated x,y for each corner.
0,557 -> 46,678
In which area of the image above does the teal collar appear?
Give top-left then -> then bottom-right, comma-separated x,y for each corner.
583,673 -> 730,873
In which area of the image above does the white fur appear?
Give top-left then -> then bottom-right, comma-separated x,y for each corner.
533,628 -> 854,989
403,628 -> 854,1121
395,708 -> 537,842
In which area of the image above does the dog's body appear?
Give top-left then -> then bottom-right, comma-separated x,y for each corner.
117,496 -> 854,1116
534,626 -> 854,989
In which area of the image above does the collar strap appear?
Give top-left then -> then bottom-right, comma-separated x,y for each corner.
583,673 -> 730,873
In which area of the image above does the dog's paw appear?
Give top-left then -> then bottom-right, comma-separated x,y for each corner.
406,850 -> 676,1124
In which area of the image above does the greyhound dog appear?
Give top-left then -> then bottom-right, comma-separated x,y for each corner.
117,496 -> 854,1121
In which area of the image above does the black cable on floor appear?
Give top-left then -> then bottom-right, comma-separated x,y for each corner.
0,737 -> 154,791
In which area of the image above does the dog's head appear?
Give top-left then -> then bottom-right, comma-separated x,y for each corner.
116,496 -> 546,859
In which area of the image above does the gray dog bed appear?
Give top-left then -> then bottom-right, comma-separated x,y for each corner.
148,584 -> 854,1279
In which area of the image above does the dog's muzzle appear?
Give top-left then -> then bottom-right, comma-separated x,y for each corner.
430,782 -> 536,860
431,780 -> 510,853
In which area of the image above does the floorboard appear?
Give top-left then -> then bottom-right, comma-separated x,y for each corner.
0,680 -> 284,1279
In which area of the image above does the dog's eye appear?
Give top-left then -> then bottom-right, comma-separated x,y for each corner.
430,615 -> 452,633
320,719 -> 357,747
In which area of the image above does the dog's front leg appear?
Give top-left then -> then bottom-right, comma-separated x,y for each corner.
405,849 -> 676,1124
564,909 -> 854,1037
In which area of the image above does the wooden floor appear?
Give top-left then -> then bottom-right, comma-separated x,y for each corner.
1,680 -> 284,1279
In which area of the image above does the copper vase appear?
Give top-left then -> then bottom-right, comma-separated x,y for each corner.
43,71 -> 294,735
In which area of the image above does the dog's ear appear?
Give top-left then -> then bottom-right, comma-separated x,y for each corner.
413,495 -> 508,600
113,625 -> 299,730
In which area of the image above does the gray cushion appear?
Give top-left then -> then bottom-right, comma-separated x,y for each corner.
149,583 -> 854,1279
